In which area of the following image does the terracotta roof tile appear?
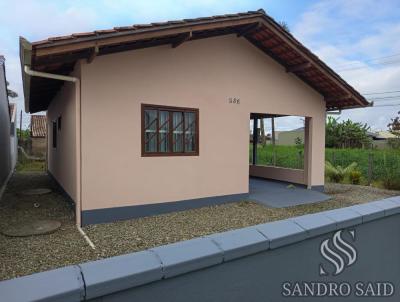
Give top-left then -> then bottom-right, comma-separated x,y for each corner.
113,26 -> 136,31
22,9 -> 370,112
95,29 -> 118,34
72,32 -> 97,38
29,10 -> 263,47
31,115 -> 47,137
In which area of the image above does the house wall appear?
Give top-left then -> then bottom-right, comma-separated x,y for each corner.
9,108 -> 17,169
31,137 -> 47,157
80,34 -> 325,213
276,130 -> 304,146
372,140 -> 389,149
249,165 -> 305,185
0,59 -> 11,189
47,65 -> 79,203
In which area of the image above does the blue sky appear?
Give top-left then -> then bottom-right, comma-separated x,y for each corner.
1,0 -> 400,130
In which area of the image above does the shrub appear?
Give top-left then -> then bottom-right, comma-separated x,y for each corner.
382,177 -> 400,190
325,161 -> 358,183
348,170 -> 362,185
380,153 -> 400,190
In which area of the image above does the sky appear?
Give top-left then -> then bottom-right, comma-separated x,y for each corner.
1,0 -> 400,131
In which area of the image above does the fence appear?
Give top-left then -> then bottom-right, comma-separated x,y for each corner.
2,196 -> 400,301
250,145 -> 400,184
249,145 -> 304,170
326,148 -> 400,184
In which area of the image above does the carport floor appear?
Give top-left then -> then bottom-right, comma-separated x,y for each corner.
249,177 -> 331,208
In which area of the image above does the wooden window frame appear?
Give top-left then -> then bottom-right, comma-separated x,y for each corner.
141,104 -> 199,157
52,121 -> 57,149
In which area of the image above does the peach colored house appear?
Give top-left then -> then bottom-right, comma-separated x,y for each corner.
20,10 -> 369,226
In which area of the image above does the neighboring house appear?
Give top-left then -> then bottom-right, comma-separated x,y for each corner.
368,130 -> 398,149
276,127 -> 304,146
30,115 -> 47,157
20,10 -> 369,225
9,103 -> 17,169
0,56 -> 16,191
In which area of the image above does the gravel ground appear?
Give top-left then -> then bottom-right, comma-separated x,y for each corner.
1,172 -> 399,281
0,172 -> 97,281
84,182 -> 400,259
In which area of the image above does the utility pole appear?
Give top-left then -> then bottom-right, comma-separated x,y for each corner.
19,110 -> 22,140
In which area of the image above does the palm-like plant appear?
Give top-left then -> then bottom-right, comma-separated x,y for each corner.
325,161 -> 358,183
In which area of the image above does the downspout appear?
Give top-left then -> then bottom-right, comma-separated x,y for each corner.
24,65 -> 82,227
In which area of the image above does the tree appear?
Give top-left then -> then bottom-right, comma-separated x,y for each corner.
326,116 -> 372,149
279,21 -> 290,32
388,111 -> 400,149
6,81 -> 18,98
388,111 -> 400,135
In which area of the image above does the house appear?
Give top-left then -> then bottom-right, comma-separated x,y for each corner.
0,56 -> 17,192
30,115 -> 47,157
276,127 -> 305,146
9,103 -> 17,169
19,10 -> 369,225
367,131 -> 397,149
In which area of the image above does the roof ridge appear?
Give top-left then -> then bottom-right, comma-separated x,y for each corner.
30,10 -> 265,46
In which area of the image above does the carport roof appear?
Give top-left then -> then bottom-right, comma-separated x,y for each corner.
20,9 -> 370,113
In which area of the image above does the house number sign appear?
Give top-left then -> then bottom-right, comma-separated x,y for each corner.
228,97 -> 240,104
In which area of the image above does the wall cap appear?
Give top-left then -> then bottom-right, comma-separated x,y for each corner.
208,226 -> 269,261
79,250 -> 163,300
0,265 -> 84,302
150,237 -> 223,278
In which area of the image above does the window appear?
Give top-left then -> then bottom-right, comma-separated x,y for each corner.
52,121 -> 57,148
142,104 -> 199,156
58,116 -> 62,131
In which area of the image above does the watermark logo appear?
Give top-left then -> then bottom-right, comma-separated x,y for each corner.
319,229 -> 357,276
281,228 -> 395,298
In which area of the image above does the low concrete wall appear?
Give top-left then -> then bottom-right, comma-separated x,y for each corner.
1,197 -> 400,301
249,164 -> 306,185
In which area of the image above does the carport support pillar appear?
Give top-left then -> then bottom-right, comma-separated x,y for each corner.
252,117 -> 258,165
304,117 -> 312,189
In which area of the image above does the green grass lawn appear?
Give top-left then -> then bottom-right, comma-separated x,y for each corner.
250,144 -> 400,182
16,160 -> 45,172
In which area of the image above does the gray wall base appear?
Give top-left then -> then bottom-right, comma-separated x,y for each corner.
310,185 -> 325,192
47,170 -> 76,212
82,193 -> 249,225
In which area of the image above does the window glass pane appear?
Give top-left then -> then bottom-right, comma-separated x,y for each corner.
173,112 -> 183,152
144,109 -> 157,152
159,111 -> 169,152
184,112 -> 196,152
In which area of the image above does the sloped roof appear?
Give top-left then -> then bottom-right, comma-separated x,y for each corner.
375,131 -> 397,139
20,9 -> 370,113
30,115 -> 46,137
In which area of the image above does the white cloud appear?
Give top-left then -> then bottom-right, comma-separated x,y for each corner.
2,0 -> 400,130
293,0 -> 400,131
1,0 -> 264,128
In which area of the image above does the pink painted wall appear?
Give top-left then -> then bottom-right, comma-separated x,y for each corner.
47,66 -> 79,202
78,34 -> 325,211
